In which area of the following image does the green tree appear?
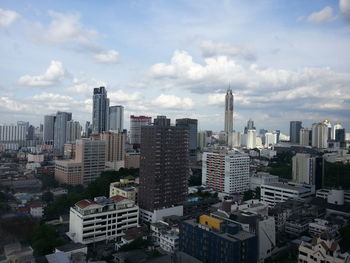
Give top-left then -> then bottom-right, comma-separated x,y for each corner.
254,187 -> 261,200
42,192 -> 54,203
243,190 -> 254,201
31,224 -> 63,256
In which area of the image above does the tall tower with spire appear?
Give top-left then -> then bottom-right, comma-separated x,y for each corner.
224,89 -> 234,133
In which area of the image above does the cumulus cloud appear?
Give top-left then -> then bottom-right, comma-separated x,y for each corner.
0,8 -> 19,28
307,6 -> 337,24
152,94 -> 194,110
109,90 -> 142,103
40,11 -> 97,44
207,93 -> 225,105
66,78 -> 107,96
200,40 -> 256,61
18,60 -> 67,87
340,0 -> 350,21
93,50 -> 120,64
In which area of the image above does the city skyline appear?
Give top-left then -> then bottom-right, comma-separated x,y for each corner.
1,0 -> 350,133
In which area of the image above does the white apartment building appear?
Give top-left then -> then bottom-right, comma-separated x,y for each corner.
316,189 -> 350,204
247,129 -> 257,149
261,182 -> 315,207
308,219 -> 339,238
250,172 -> 279,190
150,221 -> 179,253
67,196 -> 139,244
264,132 -> 277,147
298,236 -> 350,263
202,151 -> 250,194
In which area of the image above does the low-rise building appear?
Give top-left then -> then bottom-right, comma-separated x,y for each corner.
29,203 -> 44,218
151,220 -> 179,253
261,182 -> 315,207
316,189 -> 350,204
67,196 -> 139,244
124,153 -> 140,169
285,216 -> 312,236
308,219 -> 340,238
109,177 -> 138,202
250,172 -> 279,190
298,235 -> 350,263
0,243 -> 35,263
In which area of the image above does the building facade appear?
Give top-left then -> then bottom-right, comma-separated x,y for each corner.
68,196 -> 139,244
224,89 -> 234,134
138,116 -> 189,212
43,115 -> 55,144
202,151 -> 250,194
129,115 -> 152,147
176,118 -> 198,164
100,130 -> 126,170
290,121 -> 302,144
54,111 -> 72,154
92,87 -> 109,134
109,105 -> 124,132
312,121 -> 329,149
66,120 -> 81,143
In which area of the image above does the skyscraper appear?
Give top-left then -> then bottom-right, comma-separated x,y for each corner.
224,89 -> 234,133
244,119 -> 255,134
92,87 -> 109,134
108,105 -> 124,132
311,121 -> 328,149
100,130 -> 126,170
66,120 -> 82,143
176,118 -> 198,164
138,116 -> 189,213
300,128 -> 311,147
290,121 -> 302,144
332,123 -> 343,140
43,115 -> 56,145
130,115 -> 152,148
54,111 -> 72,154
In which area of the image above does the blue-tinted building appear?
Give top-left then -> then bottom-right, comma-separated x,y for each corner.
179,215 -> 257,263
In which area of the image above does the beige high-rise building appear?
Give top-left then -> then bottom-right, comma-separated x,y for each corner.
299,128 -> 310,147
100,130 -> 126,170
312,122 -> 328,148
66,120 -> 81,143
75,139 -> 106,184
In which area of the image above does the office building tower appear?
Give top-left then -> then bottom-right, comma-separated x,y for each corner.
197,131 -> 210,150
202,151 -> 250,193
290,121 -> 302,144
43,115 -> 55,144
176,118 -> 198,164
224,89 -> 234,134
109,105 -> 124,132
180,215 -> 257,263
100,130 -> 126,170
92,87 -> 109,134
246,129 -> 256,149
292,153 -> 324,189
332,123 -> 343,140
66,120 -> 81,143
84,121 -> 92,138
324,120 -> 332,141
244,119 -> 256,134
138,116 -> 189,212
312,122 -> 328,148
129,115 -> 152,147
68,196 -> 139,244
54,111 -> 72,154
228,131 -> 241,148
299,128 -> 311,147
265,132 -> 277,147
335,128 -> 346,143
75,139 -> 106,184
26,125 -> 35,141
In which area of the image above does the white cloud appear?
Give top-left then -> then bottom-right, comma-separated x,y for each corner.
207,93 -> 225,105
94,50 -> 120,64
109,90 -> 142,103
18,60 -> 66,87
0,8 -> 19,28
0,96 -> 27,112
40,11 -> 97,44
200,40 -> 256,61
152,94 -> 194,110
307,6 -> 337,24
340,0 -> 350,20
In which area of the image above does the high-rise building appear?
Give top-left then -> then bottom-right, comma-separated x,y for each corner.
292,153 -> 324,189
244,119 -> 255,134
312,122 -> 328,149
0,124 -> 27,149
100,130 -> 126,170
324,120 -> 332,141
75,138 -> 106,184
332,123 -> 343,140
92,87 -> 109,134
138,116 -> 189,212
299,128 -> 311,147
246,129 -> 257,149
290,121 -> 302,144
54,111 -> 72,154
228,131 -> 241,148
224,89 -> 234,134
179,215 -> 257,263
335,128 -> 346,144
66,120 -> 81,143
202,151 -> 250,193
108,105 -> 124,132
129,115 -> 152,147
197,131 -> 210,150
176,118 -> 198,164
265,132 -> 277,147
84,121 -> 92,138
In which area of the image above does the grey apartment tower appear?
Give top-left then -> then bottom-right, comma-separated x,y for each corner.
176,118 -> 198,164
290,121 -> 302,144
138,116 -> 189,212
224,89 -> 234,133
92,87 -> 109,134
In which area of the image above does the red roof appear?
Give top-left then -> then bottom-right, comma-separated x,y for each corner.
109,195 -> 127,203
29,203 -> 43,208
75,199 -> 98,209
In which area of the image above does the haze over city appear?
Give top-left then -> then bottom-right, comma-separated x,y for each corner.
1,0 -> 350,133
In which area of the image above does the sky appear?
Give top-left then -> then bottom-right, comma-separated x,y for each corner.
0,0 -> 350,135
